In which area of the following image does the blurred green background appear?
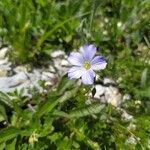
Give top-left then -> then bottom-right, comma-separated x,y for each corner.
0,0 -> 150,149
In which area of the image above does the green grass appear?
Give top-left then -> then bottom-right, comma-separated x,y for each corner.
0,0 -> 150,149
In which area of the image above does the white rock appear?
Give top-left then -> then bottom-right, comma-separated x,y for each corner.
103,77 -> 115,85
49,65 -> 56,72
0,70 -> 8,77
45,81 -> 53,86
125,136 -> 137,145
8,72 -> 28,87
122,111 -> 133,121
0,69 -> 45,94
61,59 -> 69,66
0,60 -> 11,77
127,123 -> 136,131
0,72 -> 28,92
0,48 -> 69,95
123,94 -> 131,101
52,58 -> 68,75
50,50 -> 65,58
42,71 -> 55,78
0,64 -> 11,70
105,86 -> 122,107
91,78 -> 122,107
0,58 -> 9,65
93,85 -> 105,99
0,47 -> 9,59
53,58 -> 61,69
95,74 -> 101,81
14,65 -> 28,73
41,71 -> 55,80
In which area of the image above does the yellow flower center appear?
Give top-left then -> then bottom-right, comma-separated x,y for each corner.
84,61 -> 91,70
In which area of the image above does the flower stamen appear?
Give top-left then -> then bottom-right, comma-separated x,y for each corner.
84,61 -> 91,70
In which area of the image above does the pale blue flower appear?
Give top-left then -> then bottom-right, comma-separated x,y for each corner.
67,44 -> 107,85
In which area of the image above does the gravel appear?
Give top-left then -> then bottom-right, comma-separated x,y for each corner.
0,47 -> 129,107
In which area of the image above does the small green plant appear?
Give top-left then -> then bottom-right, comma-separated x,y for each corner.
0,0 -> 149,149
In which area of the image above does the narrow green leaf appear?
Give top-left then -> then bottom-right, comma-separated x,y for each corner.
0,142 -> 5,150
57,76 -> 76,95
0,92 -> 13,108
69,103 -> 105,118
36,11 -> 90,48
0,105 -> 7,122
52,110 -> 70,118
0,127 -> 20,143
6,138 -> 17,150
141,68 -> 148,87
36,87 -> 79,118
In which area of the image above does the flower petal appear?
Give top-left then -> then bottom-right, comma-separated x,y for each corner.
68,52 -> 84,66
81,69 -> 95,85
68,67 -> 84,79
91,56 -> 107,70
82,44 -> 97,61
